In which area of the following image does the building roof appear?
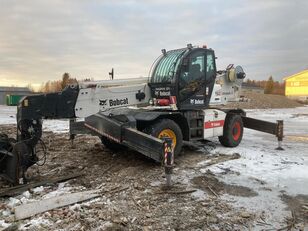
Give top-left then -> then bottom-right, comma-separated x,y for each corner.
283,69 -> 308,81
0,86 -> 31,92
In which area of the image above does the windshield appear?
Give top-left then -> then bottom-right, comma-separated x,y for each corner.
151,49 -> 186,83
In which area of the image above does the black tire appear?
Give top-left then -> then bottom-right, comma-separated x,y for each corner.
219,114 -> 243,147
143,119 -> 183,156
100,136 -> 125,152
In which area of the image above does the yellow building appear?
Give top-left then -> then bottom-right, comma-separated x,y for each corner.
284,70 -> 308,101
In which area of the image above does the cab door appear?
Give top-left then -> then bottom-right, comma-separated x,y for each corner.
205,51 -> 216,104
178,49 -> 216,110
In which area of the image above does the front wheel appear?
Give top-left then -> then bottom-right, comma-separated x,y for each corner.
219,114 -> 243,147
143,119 -> 183,156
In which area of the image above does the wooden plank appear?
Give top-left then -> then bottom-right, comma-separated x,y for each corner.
0,172 -> 83,197
14,190 -> 100,220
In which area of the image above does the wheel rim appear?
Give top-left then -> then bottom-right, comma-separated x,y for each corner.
232,121 -> 241,141
158,129 -> 177,148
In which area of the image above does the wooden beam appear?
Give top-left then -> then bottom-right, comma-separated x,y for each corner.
14,190 -> 100,220
0,172 -> 83,197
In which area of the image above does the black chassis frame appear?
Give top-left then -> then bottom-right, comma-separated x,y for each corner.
83,108 -> 176,162
77,106 -> 283,163
80,107 -> 242,161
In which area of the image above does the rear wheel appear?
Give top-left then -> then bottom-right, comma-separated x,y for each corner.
143,119 -> 183,156
219,114 -> 243,147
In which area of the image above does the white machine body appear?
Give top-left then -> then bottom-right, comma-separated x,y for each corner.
74,67 -> 243,118
75,77 -> 150,118
203,109 -> 226,138
209,70 -> 244,105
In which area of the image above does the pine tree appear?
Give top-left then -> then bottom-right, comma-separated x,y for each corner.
265,76 -> 274,94
61,73 -> 70,89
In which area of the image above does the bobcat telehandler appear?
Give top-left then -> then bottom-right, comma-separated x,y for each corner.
0,44 -> 284,185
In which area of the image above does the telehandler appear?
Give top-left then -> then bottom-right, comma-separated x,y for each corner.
0,44 -> 283,184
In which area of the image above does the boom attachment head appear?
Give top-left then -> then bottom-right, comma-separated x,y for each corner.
210,65 -> 246,105
0,134 -> 33,184
0,85 -> 79,184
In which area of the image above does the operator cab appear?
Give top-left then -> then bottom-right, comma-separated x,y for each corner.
150,46 -> 216,110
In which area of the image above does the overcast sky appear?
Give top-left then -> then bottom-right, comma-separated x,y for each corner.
0,0 -> 307,87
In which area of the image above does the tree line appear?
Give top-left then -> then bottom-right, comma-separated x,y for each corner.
36,73 -> 77,92
31,73 -> 93,93
32,73 -> 285,95
245,76 -> 285,95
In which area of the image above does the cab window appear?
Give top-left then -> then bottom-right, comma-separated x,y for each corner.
151,49 -> 186,83
206,53 -> 215,81
179,51 -> 205,101
180,51 -> 205,83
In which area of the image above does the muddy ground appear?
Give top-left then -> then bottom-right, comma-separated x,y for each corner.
1,124 -> 307,230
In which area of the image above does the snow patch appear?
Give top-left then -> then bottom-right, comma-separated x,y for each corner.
22,191 -> 31,199
32,186 -> 44,194
20,217 -> 52,230
0,219 -> 10,229
191,189 -> 207,201
0,105 -> 69,133
196,107 -> 308,227
7,197 -> 21,208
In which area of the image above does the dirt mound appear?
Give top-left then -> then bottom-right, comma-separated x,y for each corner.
224,92 -> 303,109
